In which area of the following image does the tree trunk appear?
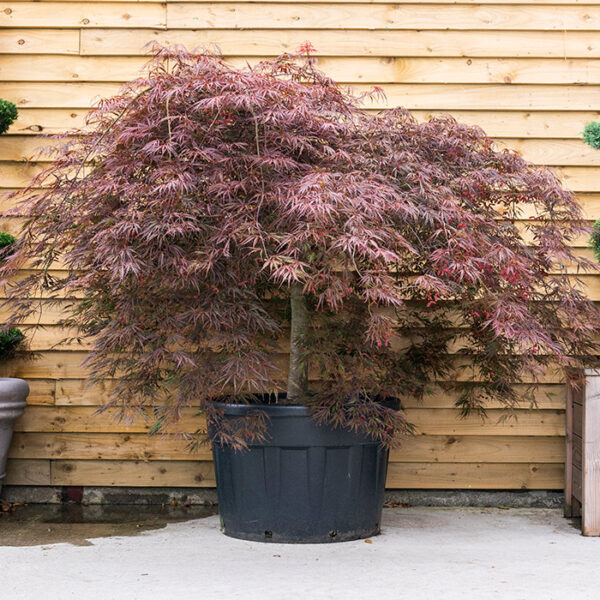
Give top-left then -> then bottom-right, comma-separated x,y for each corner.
286,283 -> 309,403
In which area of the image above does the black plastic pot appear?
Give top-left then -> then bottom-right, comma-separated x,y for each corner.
0,378 -> 29,497
209,401 -> 392,543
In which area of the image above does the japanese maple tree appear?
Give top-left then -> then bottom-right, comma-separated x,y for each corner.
1,45 -> 598,447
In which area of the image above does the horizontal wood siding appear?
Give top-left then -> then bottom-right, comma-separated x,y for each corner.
2,0 -> 595,490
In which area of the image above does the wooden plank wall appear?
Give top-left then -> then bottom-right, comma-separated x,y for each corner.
3,0 -> 600,491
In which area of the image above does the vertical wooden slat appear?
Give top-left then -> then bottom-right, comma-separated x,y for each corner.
583,369 -> 600,536
565,382 -> 574,517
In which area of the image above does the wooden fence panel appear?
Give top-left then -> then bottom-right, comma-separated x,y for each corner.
2,0 -> 595,491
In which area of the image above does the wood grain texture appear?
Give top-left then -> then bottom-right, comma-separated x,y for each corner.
50,378 -> 566,409
0,3 -> 166,29
49,459 -> 216,486
6,109 -> 599,140
4,459 -> 51,485
8,55 -> 600,84
4,458 -> 564,489
3,81 -> 600,111
3,133 -> 600,167
9,0 -> 600,4
165,3 -> 600,31
80,28 -> 600,58
12,405 -> 563,436
1,0 -> 596,491
9,432 -> 565,463
386,462 -> 563,489
0,29 -> 79,54
583,371 -> 600,535
565,382 -> 575,516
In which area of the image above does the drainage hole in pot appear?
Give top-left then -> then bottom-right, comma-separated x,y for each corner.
329,530 -> 337,538
264,530 -> 273,539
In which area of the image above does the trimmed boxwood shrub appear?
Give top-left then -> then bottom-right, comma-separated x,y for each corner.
0,99 -> 18,136
584,122 -> 600,150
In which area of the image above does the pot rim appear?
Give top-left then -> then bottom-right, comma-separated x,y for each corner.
214,402 -> 311,417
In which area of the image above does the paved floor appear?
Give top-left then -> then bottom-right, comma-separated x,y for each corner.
1,506 -> 599,600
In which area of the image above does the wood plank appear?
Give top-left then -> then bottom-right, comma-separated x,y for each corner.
7,109 -> 599,140
407,409 -> 564,437
56,379 -> 115,406
574,464 -> 583,500
3,82 -> 600,111
11,319 -> 600,352
4,458 -> 51,485
165,0 -> 600,4
0,29 -> 79,55
497,139 -> 600,167
413,385 -> 566,411
50,459 -> 215,486
386,462 -> 563,489
10,432 -> 212,461
13,405 -> 563,435
0,136 -> 63,162
0,162 -> 49,188
574,402 -> 584,438
0,351 -> 92,379
561,194 -> 600,220
0,55 -> 149,83
558,167 -> 600,192
9,55 -> 600,85
80,28 -> 600,58
312,57 -> 600,85
368,84 -> 600,111
166,3 -> 600,32
52,379 -> 566,409
4,134 -> 600,168
8,432 -> 564,463
23,379 -> 56,406
14,405 -> 205,433
0,83 -> 121,109
0,351 -> 571,383
30,458 -> 563,489
8,109 -> 88,135
0,300 -> 71,326
13,0 -> 600,5
0,2 -> 166,28
574,433 -> 583,468
17,326 -> 92,352
410,112 -> 600,140
565,382 -> 574,516
583,370 -> 600,535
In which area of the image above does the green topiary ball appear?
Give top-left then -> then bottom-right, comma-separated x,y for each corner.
0,99 -> 18,136
0,328 -> 24,360
591,219 -> 600,262
0,232 -> 16,251
583,122 -> 600,150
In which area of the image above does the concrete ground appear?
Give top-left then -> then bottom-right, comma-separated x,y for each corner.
1,506 -> 599,600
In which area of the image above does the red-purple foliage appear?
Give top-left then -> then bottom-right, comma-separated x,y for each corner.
1,46 -> 599,448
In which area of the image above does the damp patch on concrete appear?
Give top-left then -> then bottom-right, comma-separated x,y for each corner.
0,503 -> 218,547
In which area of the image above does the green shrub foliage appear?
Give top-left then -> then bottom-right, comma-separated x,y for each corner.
583,122 -> 600,150
0,232 -> 16,250
0,328 -> 24,360
0,99 -> 18,136
591,220 -> 600,262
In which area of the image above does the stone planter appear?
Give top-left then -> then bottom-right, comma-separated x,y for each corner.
0,378 -> 28,497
